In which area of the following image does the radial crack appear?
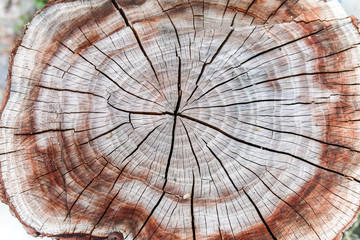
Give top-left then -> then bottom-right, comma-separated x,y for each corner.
179,113 -> 360,183
36,85 -> 104,99
221,147 -> 321,239
205,140 -> 259,237
65,162 -> 108,220
205,142 -> 239,191
185,29 -> 234,105
191,171 -> 196,240
234,118 -> 360,153
87,37 -> 168,106
89,188 -> 121,236
234,27 -> 326,69
109,124 -> 163,193
106,100 -> 166,116
133,192 -> 166,239
245,0 -> 257,14
111,0 -> 163,87
182,99 -> 288,113
187,26 -> 331,107
80,121 -> 129,145
225,69 -> 356,94
156,0 -> 182,49
243,189 -> 278,239
264,0 -> 289,23
58,42 -> 159,106
181,120 -> 202,177
162,53 -> 182,189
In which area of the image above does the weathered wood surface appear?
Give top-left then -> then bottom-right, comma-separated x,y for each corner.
1,0 -> 360,239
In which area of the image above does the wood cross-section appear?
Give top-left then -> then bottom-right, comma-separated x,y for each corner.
1,0 -> 360,239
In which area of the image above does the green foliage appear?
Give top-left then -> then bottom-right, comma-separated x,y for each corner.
344,213 -> 360,240
13,0 -> 50,34
13,14 -> 31,32
34,0 -> 49,10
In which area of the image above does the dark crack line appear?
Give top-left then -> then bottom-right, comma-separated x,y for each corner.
129,113 -> 135,129
106,99 -> 169,116
186,26 -> 330,107
79,27 -> 167,107
191,171 -> 196,240
59,111 -> 107,114
133,192 -> 166,239
223,69 -> 356,94
111,0 -> 162,87
108,124 -> 163,193
35,85 -> 104,99
233,118 -> 360,153
43,63 -> 95,83
183,25 -> 261,108
15,128 -> 77,136
243,189 -> 277,239
182,99 -> 288,113
162,54 -> 182,189
216,205 -> 224,240
245,0 -> 257,14
264,0 -> 289,24
156,0 -> 182,50
293,16 -> 350,25
147,198 -> 179,239
217,25 -> 258,72
89,188 -> 121,236
184,29 -> 234,106
65,162 -> 108,220
80,121 -> 129,145
187,44 -> 289,105
230,12 -> 237,27
181,120 -> 202,177
0,126 -> 17,129
222,0 -> 231,20
205,142 -> 238,191
176,53 -> 183,113
226,143 -> 360,204
281,101 -> 327,106
179,113 -> 360,183
58,42 -> 159,106
307,44 -> 360,62
205,140 -> 277,239
221,147 -> 321,239
19,44 -> 42,53
233,27 -> 326,69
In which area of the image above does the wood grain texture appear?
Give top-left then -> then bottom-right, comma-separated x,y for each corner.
1,0 -> 360,239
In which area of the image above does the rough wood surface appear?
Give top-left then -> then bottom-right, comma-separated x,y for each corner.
1,0 -> 360,239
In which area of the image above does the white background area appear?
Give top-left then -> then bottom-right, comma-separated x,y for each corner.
0,0 -> 359,239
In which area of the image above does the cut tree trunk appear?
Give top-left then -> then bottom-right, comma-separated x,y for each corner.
1,0 -> 360,239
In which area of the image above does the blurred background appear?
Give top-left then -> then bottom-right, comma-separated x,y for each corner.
0,0 -> 359,239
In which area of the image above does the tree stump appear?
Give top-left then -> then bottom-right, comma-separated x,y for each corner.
1,0 -> 360,239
